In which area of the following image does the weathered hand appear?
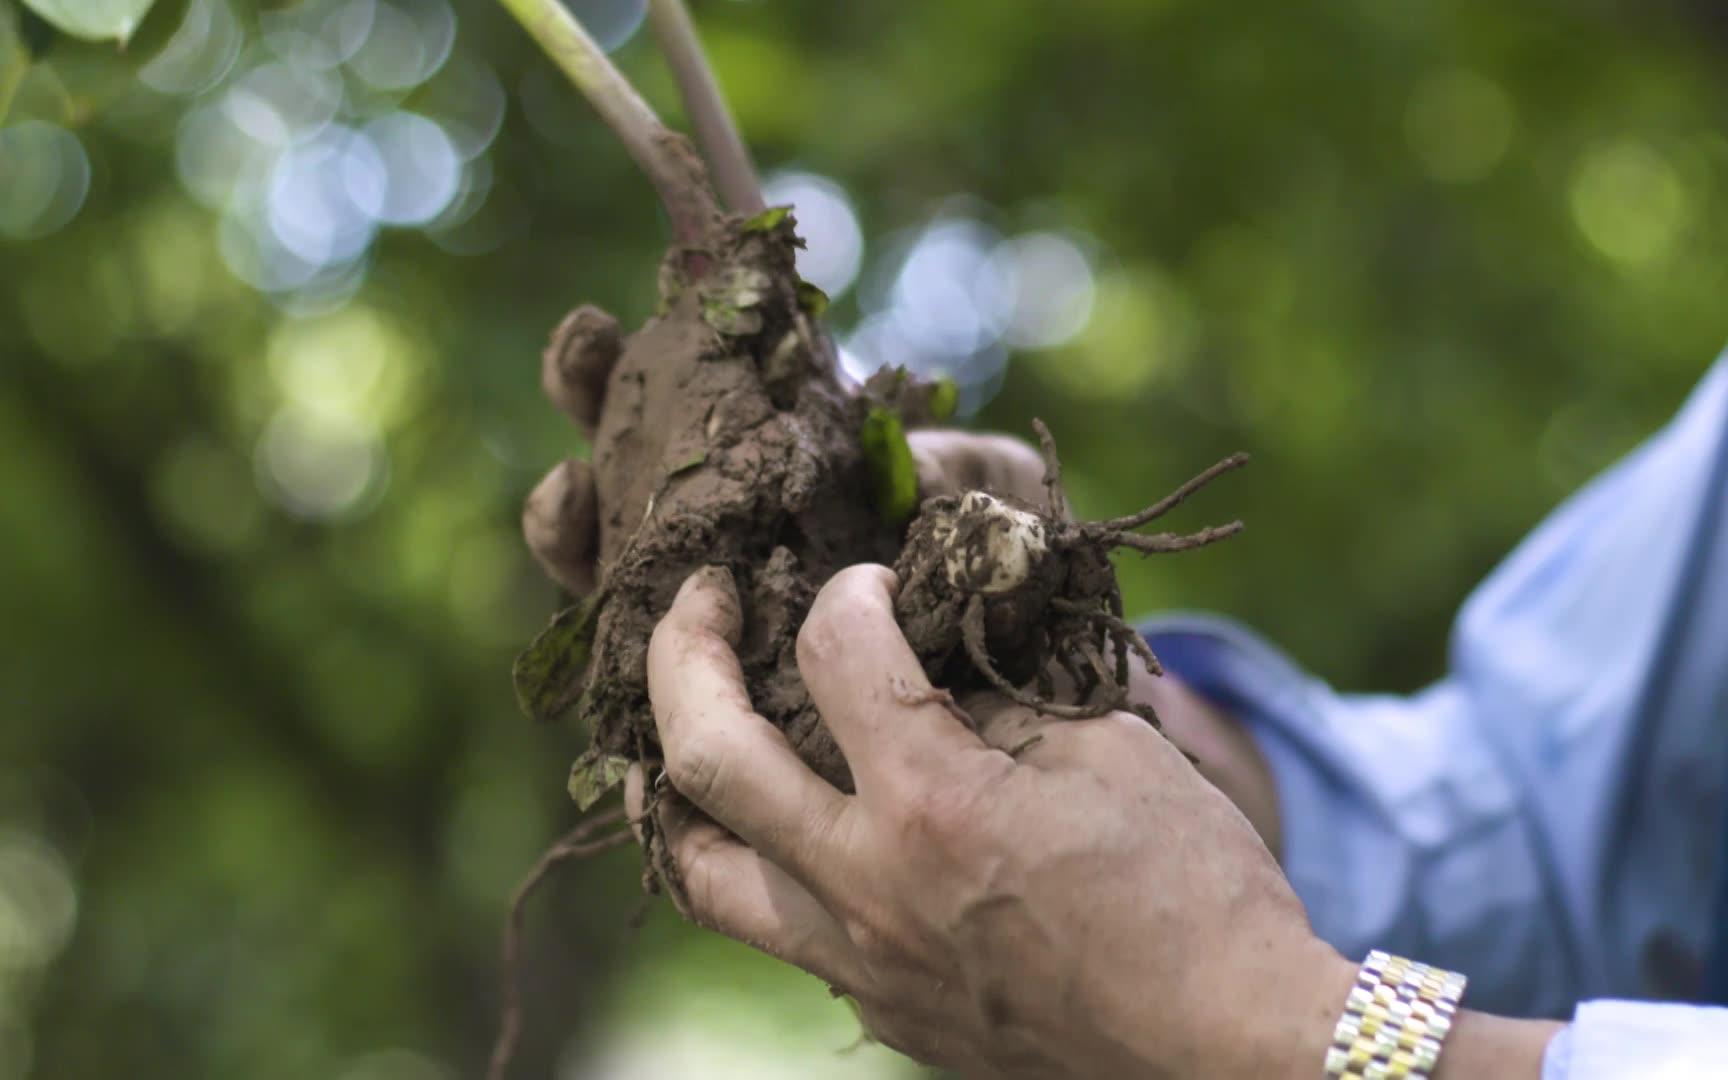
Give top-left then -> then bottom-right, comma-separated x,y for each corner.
630,563 -> 1356,1079
520,305 -> 1052,596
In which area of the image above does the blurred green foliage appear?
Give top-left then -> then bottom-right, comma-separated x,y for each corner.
1,0 -> 1725,1076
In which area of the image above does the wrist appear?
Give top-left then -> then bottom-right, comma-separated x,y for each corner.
1433,1011 -> 1564,1080
1248,940 -> 1361,1080
1099,932 -> 1358,1080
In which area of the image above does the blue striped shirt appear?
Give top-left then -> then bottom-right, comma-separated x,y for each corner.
1144,352 -> 1728,1076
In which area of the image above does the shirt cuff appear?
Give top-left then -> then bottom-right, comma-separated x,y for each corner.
1544,1000 -> 1728,1079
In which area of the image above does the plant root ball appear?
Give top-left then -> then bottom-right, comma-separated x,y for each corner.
520,214 -> 1247,811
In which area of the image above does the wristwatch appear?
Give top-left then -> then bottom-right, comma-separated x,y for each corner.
1324,950 -> 1468,1079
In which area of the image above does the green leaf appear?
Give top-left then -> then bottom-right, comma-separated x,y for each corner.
512,594 -> 605,723
927,377 -> 959,422
566,747 -> 631,812
698,265 -> 771,336
860,407 -> 918,524
669,451 -> 706,477
795,280 -> 829,318
19,0 -> 156,43
740,205 -> 792,232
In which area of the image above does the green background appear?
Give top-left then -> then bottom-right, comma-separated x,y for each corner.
2,0 -> 1724,1076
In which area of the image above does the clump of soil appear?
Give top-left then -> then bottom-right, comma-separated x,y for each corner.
562,211 -> 903,792
517,207 -> 1247,816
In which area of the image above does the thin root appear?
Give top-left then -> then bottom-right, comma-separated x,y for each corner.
962,596 -> 1116,720
1006,734 -> 1045,758
892,677 -> 976,731
1030,418 -> 1069,519
1098,520 -> 1244,555
1075,637 -> 1120,703
1108,589 -> 1130,687
1093,452 -> 1249,533
489,808 -> 633,1080
1051,598 -> 1164,677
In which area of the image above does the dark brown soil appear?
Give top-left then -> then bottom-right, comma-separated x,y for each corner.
578,215 -> 901,790
518,211 -> 1246,814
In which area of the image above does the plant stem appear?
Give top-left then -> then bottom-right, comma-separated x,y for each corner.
496,0 -> 719,243
647,0 -> 765,215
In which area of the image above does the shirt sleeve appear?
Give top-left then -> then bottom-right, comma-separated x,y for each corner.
1543,1002 -> 1728,1080
1140,353 -> 1728,1018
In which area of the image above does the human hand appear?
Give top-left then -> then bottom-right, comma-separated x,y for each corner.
630,562 -> 1355,1079
521,305 -> 1052,596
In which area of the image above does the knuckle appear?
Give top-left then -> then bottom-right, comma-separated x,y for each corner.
894,777 -> 983,841
675,842 -> 727,933
795,609 -> 843,668
843,912 -> 905,961
665,726 -> 733,805
681,625 -> 738,671
1064,711 -> 1158,759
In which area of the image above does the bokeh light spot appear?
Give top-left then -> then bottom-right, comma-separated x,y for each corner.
261,0 -> 377,71
0,829 -> 78,972
1045,265 -> 1192,401
219,207 -> 326,292
255,406 -> 389,520
1404,69 -> 1515,184
358,113 -> 462,226
761,170 -> 864,298
225,61 -> 343,148
564,0 -> 648,53
1570,140 -> 1691,266
267,305 -> 419,427
888,217 -> 1011,354
991,231 -> 1096,349
414,55 -> 507,161
175,101 -> 276,209
268,126 -> 384,265
0,122 -> 91,240
138,0 -> 245,97
347,0 -> 456,90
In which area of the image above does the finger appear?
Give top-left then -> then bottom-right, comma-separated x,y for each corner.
541,305 -> 622,437
625,762 -> 649,843
523,459 -> 599,596
649,567 -> 853,885
796,565 -> 984,793
1033,709 -> 1179,772
912,445 -> 956,499
657,791 -> 861,988
907,430 -> 1049,508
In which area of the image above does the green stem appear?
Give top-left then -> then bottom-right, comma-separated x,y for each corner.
496,0 -> 719,243
647,0 -> 765,215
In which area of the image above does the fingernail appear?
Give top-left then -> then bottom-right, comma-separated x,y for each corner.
679,566 -> 742,641
680,564 -> 736,599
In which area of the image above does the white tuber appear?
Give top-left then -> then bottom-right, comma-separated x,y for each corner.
940,491 -> 1050,595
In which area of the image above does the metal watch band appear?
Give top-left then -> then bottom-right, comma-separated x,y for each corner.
1323,950 -> 1468,1080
